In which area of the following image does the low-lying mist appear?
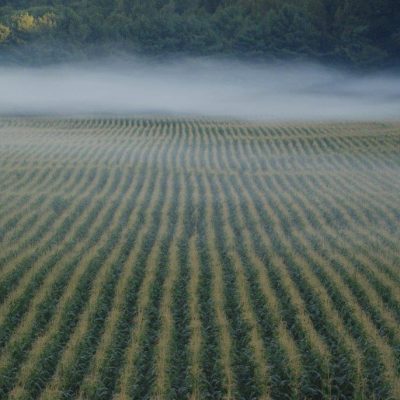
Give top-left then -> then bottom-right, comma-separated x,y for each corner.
1,58 -> 399,121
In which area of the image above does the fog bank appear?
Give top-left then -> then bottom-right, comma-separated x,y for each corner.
0,58 -> 399,120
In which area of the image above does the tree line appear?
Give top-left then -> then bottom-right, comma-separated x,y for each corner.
0,0 -> 399,67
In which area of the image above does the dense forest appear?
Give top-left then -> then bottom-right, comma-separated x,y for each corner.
0,0 -> 399,67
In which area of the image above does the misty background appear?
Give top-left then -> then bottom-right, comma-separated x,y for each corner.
0,58 -> 399,121
0,1 -> 399,121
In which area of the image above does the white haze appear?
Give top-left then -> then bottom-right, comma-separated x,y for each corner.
0,58 -> 399,121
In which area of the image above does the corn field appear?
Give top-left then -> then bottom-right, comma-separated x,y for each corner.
0,117 -> 399,400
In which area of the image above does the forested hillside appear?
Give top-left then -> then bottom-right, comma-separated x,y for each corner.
0,0 -> 399,66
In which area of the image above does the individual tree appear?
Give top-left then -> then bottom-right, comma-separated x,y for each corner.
0,22 -> 10,42
37,12 -> 57,30
266,4 -> 320,56
12,12 -> 36,32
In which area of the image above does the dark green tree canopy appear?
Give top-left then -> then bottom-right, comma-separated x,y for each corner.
0,0 -> 398,67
